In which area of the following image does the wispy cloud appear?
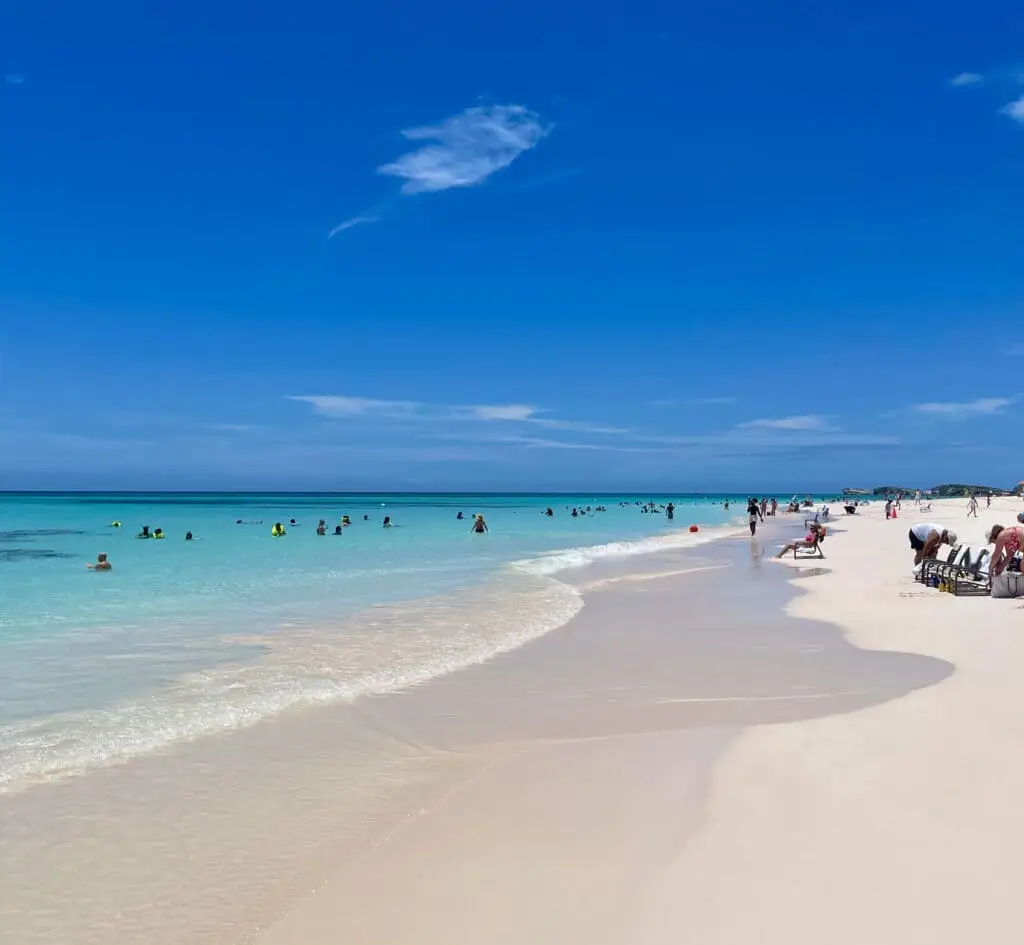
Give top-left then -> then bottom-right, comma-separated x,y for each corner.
4,73 -> 25,85
378,105 -> 550,195
327,214 -> 379,238
287,395 -> 624,434
208,423 -> 260,433
1001,95 -> 1024,123
738,415 -> 834,431
421,431 -> 650,452
949,72 -> 984,87
947,66 -> 1024,123
289,396 -> 420,418
1008,344 -> 1024,356
912,397 -> 1013,419
464,404 -> 538,421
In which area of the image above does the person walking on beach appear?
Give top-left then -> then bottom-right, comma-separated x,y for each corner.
968,495 -> 979,518
747,497 -> 763,537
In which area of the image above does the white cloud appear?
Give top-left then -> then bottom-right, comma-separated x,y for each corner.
288,394 -> 624,434
738,415 -> 834,431
288,396 -> 420,418
377,105 -> 550,195
1001,95 -> 1024,123
208,423 -> 259,433
327,214 -> 379,238
949,72 -> 984,87
463,404 -> 538,421
912,397 -> 1012,419
4,73 -> 25,85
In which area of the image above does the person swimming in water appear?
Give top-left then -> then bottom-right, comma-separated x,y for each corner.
86,552 -> 112,571
470,514 -> 488,534
382,516 -> 392,528
137,525 -> 151,539
185,531 -> 194,541
457,511 -> 464,520
333,524 -> 343,535
316,519 -> 327,536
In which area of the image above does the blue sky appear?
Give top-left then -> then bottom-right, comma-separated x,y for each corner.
2,0 -> 1023,491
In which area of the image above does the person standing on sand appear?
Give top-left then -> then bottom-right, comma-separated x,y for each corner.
968,495 -> 979,518
909,523 -> 958,566
747,497 -> 762,537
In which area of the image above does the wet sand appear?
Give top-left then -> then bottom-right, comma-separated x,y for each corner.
0,518 -> 952,944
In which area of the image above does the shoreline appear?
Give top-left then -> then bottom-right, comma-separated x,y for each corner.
0,508 -> 958,945
0,518 -> 743,794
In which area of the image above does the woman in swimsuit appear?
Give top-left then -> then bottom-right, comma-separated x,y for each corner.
987,524 -> 1024,575
470,514 -> 488,534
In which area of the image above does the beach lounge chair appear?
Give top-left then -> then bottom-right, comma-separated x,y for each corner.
948,548 -> 992,597
917,545 -> 961,585
934,545 -> 971,580
793,528 -> 826,559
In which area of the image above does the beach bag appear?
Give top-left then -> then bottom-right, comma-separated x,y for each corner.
990,572 -> 1024,599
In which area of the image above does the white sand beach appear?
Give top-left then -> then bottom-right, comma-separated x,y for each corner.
648,496 -> 1024,945
251,496 -> 1024,945
5,497 -> 1023,945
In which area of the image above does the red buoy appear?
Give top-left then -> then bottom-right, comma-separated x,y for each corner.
689,525 -> 699,533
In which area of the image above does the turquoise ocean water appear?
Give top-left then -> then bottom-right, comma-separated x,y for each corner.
0,492 -> 766,791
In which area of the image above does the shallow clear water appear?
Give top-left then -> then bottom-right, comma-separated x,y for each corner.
0,492 -> 761,788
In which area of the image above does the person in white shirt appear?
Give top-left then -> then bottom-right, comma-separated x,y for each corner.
909,523 -> 957,566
